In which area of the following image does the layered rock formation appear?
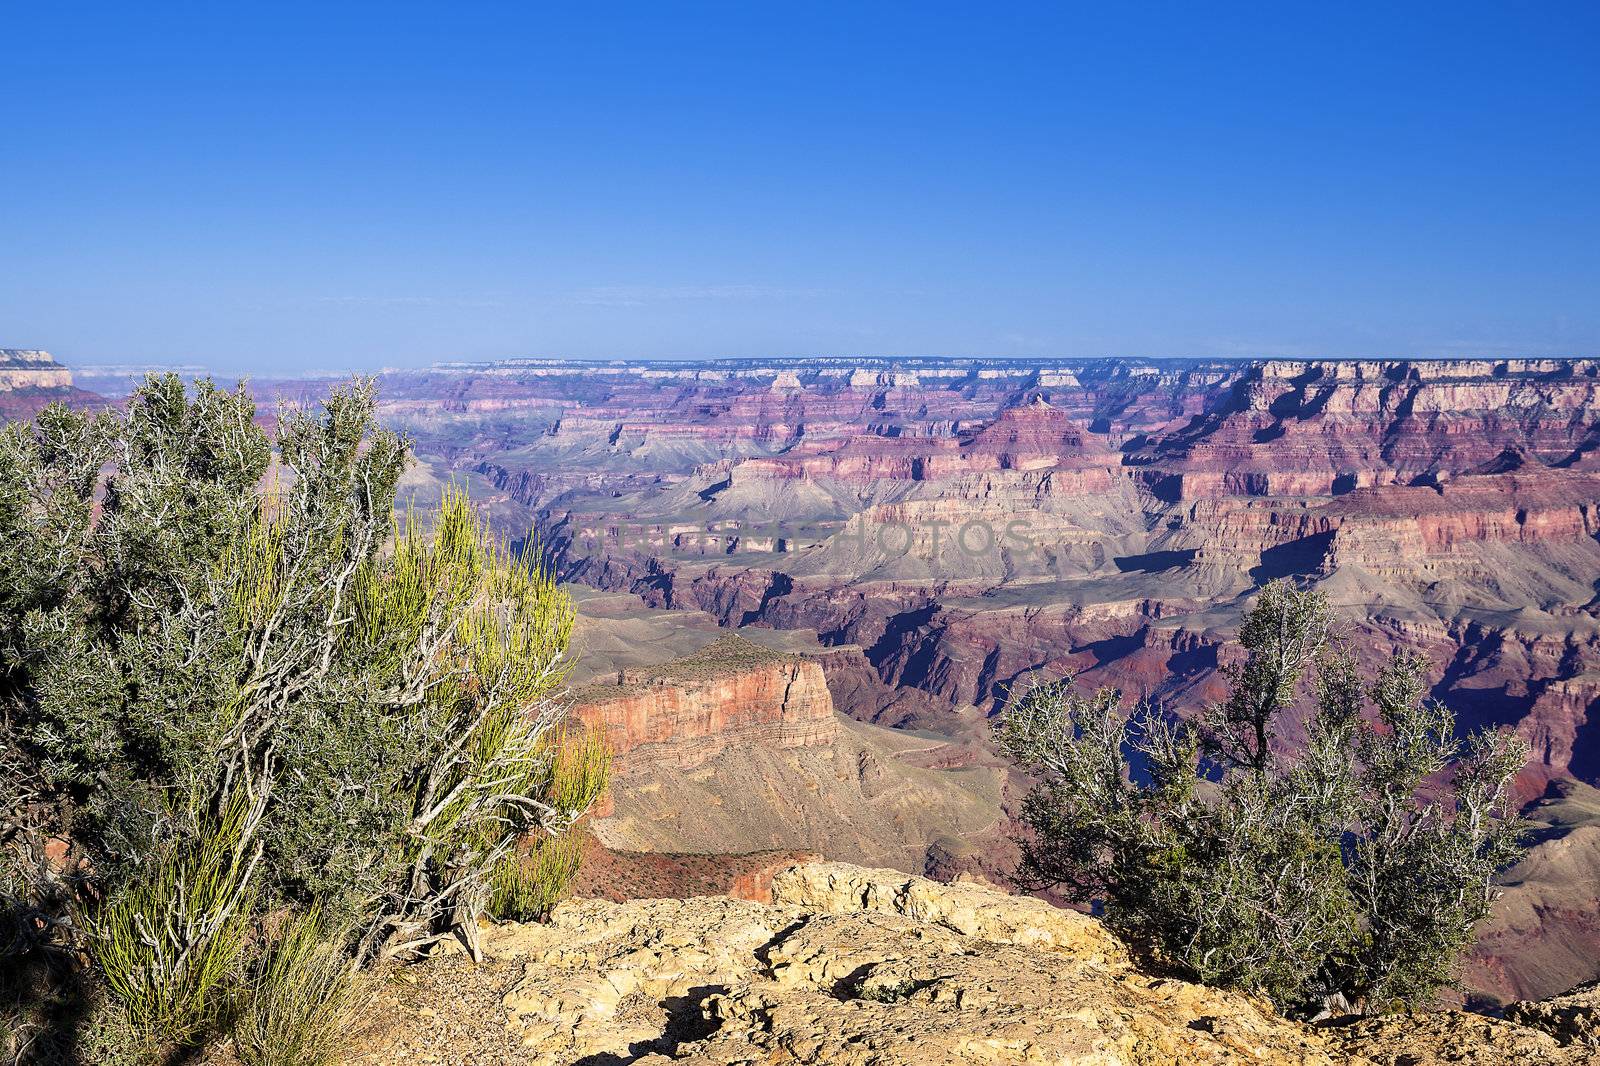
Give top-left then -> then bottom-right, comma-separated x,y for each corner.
0,348 -> 100,419
346,861 -> 1600,1066
253,354 -> 1600,1002
0,349 -> 72,390
565,592 -> 1010,875
570,634 -> 836,772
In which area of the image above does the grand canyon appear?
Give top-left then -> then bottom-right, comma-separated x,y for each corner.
334,353 -> 1600,1006
16,349 -> 1599,1014
11,10 -> 1596,1062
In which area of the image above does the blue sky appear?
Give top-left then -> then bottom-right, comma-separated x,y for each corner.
3,2 -> 1597,375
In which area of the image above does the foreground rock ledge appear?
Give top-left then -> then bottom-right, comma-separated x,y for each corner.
351,861 -> 1598,1065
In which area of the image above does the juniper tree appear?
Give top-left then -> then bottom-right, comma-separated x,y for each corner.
997,580 -> 1527,1016
1,376 -> 607,1053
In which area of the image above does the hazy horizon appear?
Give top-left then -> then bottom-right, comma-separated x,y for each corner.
49,349 -> 1600,387
7,3 -> 1598,376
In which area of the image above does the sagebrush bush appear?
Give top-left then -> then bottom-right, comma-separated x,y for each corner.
234,910 -> 365,1066
998,580 -> 1528,1016
0,375 -> 609,1055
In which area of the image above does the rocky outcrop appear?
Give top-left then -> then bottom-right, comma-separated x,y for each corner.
489,862 -> 1341,1065
570,634 -> 837,772
0,348 -> 72,390
583,713 -> 1006,875
561,592 -> 1009,875
1505,980 -> 1600,1049
347,861 -> 1600,1066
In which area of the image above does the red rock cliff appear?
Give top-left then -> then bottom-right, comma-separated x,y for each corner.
571,634 -> 837,773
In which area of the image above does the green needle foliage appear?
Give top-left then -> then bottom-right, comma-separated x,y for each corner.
490,831 -> 585,922
997,580 -> 1528,1017
489,731 -> 608,921
234,908 -> 365,1066
0,375 -> 609,1060
89,792 -> 261,1049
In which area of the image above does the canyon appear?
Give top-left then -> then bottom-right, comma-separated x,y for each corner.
340,354 -> 1600,1004
13,352 -> 1600,1008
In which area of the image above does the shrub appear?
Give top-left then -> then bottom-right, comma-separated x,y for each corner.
997,580 -> 1528,1016
489,731 -> 608,922
88,792 -> 260,1054
234,910 -> 365,1066
1,375 -> 609,1052
490,833 -> 585,922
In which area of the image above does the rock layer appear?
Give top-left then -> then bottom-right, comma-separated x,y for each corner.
570,634 -> 836,772
0,348 -> 100,419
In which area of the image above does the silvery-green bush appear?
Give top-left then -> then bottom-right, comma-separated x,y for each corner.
0,376 -> 608,1058
998,580 -> 1527,1016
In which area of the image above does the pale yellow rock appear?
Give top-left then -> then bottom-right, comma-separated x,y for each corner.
769,860 -> 1128,967
343,861 -> 1596,1066
1322,1009 -> 1593,1065
486,863 -> 1345,1065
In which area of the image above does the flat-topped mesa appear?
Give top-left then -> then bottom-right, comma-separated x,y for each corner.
570,634 -> 837,772
1133,357 -> 1600,500
0,349 -> 73,391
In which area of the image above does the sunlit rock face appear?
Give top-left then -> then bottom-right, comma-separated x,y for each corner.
0,349 -> 110,420
570,634 -> 837,772
0,348 -> 73,390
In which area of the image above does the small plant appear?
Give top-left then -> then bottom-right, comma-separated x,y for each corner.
234,910 -> 365,1066
88,792 -> 262,1054
858,976 -> 920,1003
997,580 -> 1529,1016
490,833 -> 584,922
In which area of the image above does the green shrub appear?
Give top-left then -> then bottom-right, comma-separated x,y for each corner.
997,580 -> 1528,1016
489,731 -> 608,922
234,910 -> 365,1066
491,832 -> 585,921
88,793 -> 259,1053
1,375 -> 609,1043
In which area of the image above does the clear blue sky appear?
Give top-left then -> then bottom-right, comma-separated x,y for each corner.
4,2 -> 1597,375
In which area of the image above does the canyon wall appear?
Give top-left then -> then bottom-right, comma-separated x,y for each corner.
0,349 -> 100,420
0,349 -> 72,390
570,634 -> 837,772
251,354 -> 1600,1003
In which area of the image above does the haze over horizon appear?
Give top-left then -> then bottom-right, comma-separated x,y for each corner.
5,2 -> 1598,377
